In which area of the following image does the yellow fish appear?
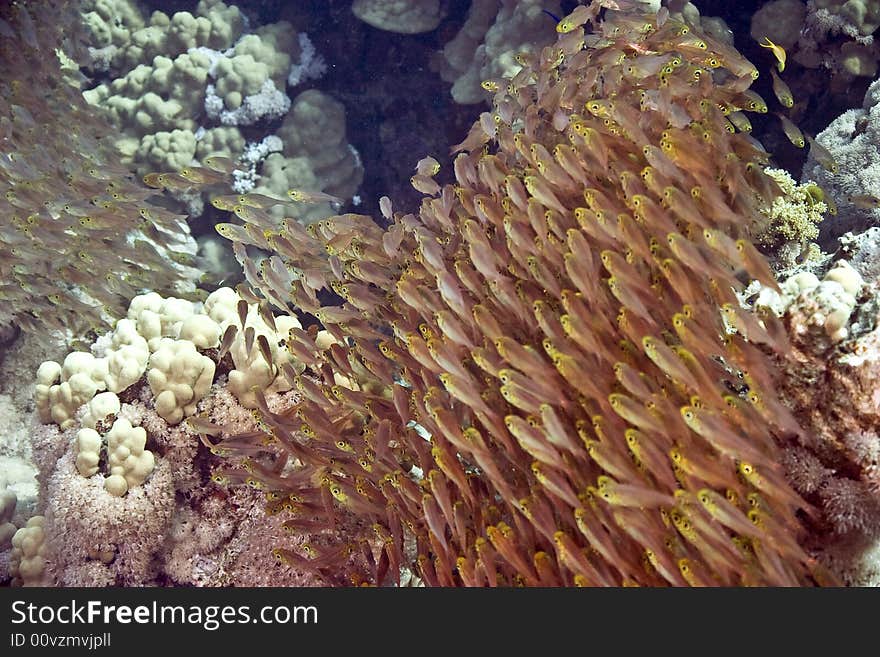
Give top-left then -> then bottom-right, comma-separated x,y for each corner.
759,36 -> 786,72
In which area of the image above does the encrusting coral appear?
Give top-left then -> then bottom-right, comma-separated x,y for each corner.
173,2 -> 841,585
723,243 -> 880,584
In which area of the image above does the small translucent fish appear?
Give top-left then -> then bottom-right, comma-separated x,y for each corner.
595,475 -> 674,509
727,111 -> 752,133
237,192 -> 285,209
203,155 -> 239,174
217,323 -> 237,360
739,462 -> 811,519
759,36 -> 786,72
415,156 -> 441,177
769,70 -> 794,108
607,276 -> 655,324
776,113 -> 804,148
287,189 -> 343,204
142,172 -> 166,189
210,194 -> 240,210
379,195 -> 394,221
805,135 -> 838,174
608,393 -> 664,434
157,172 -> 195,192
505,415 -> 567,470
680,405 -> 769,463
849,193 -> 880,209
244,326 -> 256,358
825,194 -> 838,215
736,239 -> 781,292
531,462 -> 581,508
523,175 -> 567,213
739,89 -> 768,113
256,333 -> 273,367
215,222 -> 259,245
613,361 -> 654,399
410,174 -> 441,196
696,488 -> 762,540
702,227 -> 740,262
185,415 -> 225,437
450,120 -> 491,155
556,4 -> 593,33
77,214 -> 118,230
178,166 -> 228,185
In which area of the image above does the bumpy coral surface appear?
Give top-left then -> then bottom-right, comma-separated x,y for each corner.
803,74 -> 880,245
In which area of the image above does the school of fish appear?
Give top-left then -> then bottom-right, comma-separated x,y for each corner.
185,2 -> 837,586
0,1 -> 200,338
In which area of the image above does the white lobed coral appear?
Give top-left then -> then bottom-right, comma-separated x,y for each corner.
104,418 -> 156,496
81,391 -> 121,431
25,286 -> 374,585
128,292 -> 197,351
432,0 -> 561,104
74,399 -> 156,498
9,516 -> 48,586
147,339 -> 216,425
0,476 -> 16,549
202,287 -> 303,408
352,0 -> 446,34
36,354 -> 108,430
36,293 -> 205,431
75,428 -> 103,478
751,0 -> 808,48
756,259 -> 863,344
103,319 -> 150,393
256,90 -> 364,223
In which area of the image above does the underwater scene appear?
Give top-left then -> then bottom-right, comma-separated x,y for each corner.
2,0 -> 880,587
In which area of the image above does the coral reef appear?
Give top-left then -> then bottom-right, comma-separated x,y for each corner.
352,0 -> 446,34
8,0 -> 880,589
752,0 -> 880,81
753,168 -> 828,268
16,289 -> 372,586
756,254 -> 880,583
803,73 -> 880,245
79,0 -> 362,222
